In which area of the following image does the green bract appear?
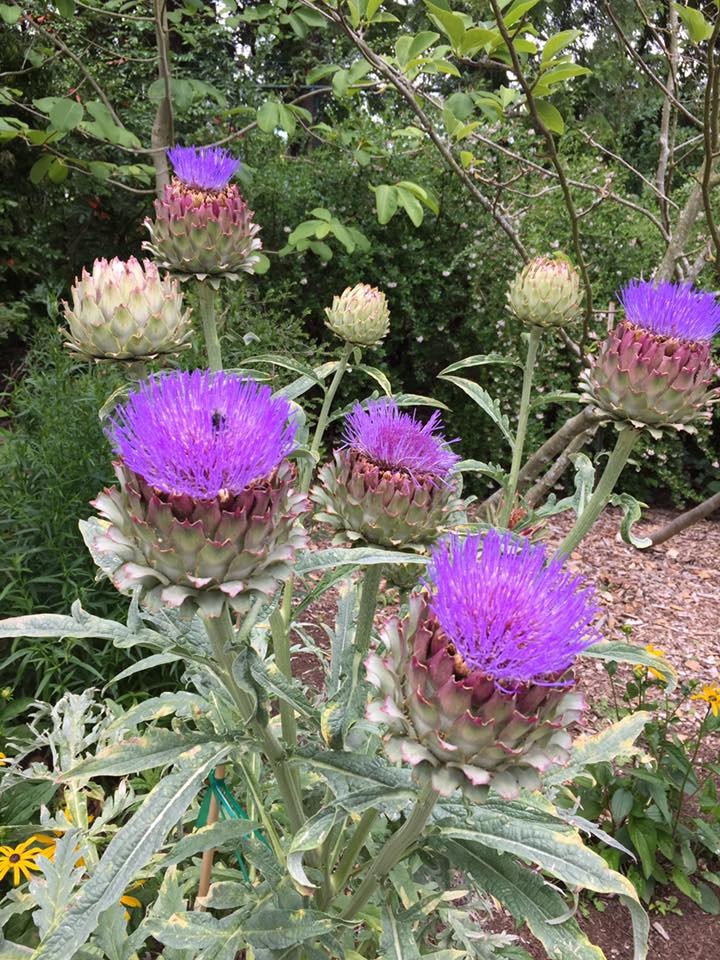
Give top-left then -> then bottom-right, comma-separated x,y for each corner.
62,257 -> 192,361
366,594 -> 585,801
507,256 -> 582,329
143,179 -> 262,281
82,460 -> 308,618
310,448 -> 463,548
580,320 -> 720,435
324,283 -> 390,346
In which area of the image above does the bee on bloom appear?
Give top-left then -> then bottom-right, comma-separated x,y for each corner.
366,530 -> 599,800
82,369 -> 308,617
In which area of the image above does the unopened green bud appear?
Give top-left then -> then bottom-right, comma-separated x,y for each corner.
507,256 -> 582,329
325,283 -> 390,346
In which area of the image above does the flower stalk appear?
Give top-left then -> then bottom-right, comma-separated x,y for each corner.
341,783 -> 439,920
197,281 -> 222,371
556,426 -> 641,557
501,326 -> 541,528
308,342 -> 354,469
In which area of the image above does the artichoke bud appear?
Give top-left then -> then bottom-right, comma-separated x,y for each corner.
325,283 -> 390,346
84,370 -> 308,618
366,531 -> 598,801
62,257 -> 192,361
507,256 -> 582,329
310,399 -> 461,549
581,280 -> 720,435
143,145 -> 261,281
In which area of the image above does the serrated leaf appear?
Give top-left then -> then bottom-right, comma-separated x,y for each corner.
298,746 -> 413,789
248,650 -> 319,719
545,712 -> 649,786
32,744 -> 229,960
64,730 -> 223,779
158,820 -> 262,868
440,375 -> 514,447
380,904 -> 421,959
0,601 -> 162,648
582,640 -> 676,691
295,546 -> 428,576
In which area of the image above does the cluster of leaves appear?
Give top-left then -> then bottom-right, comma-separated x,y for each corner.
557,654 -> 720,914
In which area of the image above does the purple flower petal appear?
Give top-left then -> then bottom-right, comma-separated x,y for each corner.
619,279 -> 720,343
425,530 -> 600,687
166,145 -> 241,191
342,398 -> 459,482
107,370 -> 296,499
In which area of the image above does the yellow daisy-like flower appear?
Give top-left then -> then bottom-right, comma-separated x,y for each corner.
0,837 -> 52,885
0,753 -> 7,767
691,683 -> 720,717
634,644 -> 666,681
120,892 -> 142,921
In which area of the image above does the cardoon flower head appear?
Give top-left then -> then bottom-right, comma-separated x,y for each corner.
311,399 -> 464,549
581,278 -> 720,433
343,399 -> 459,482
619,280 -> 720,344
85,370 -> 307,617
167,145 -> 240,192
365,528 -> 594,800
425,530 -> 599,688
108,370 -> 296,500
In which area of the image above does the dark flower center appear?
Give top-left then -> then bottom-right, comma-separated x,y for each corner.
9,853 -> 20,863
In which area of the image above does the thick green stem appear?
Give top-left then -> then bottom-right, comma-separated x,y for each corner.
500,326 -> 542,528
202,608 -> 306,834
354,565 -> 383,660
197,281 -> 222,371
341,784 -> 439,920
303,342 -> 354,489
270,579 -> 297,749
330,808 -> 378,897
556,426 -> 641,557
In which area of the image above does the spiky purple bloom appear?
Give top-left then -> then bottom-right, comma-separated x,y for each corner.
619,280 -> 720,343
343,399 -> 459,482
167,145 -> 240,192
425,530 -> 599,688
108,369 -> 296,500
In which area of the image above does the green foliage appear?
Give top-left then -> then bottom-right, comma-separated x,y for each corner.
557,653 -> 720,914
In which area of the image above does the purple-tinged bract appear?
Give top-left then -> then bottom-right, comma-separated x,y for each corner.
343,399 -> 459,482
108,369 -> 297,500
619,280 -> 720,343
167,145 -> 240,192
425,530 -> 599,688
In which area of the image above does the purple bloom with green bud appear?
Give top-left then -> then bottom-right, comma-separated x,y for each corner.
343,398 -> 459,483
619,279 -> 720,344
582,279 -> 720,431
108,369 -> 297,500
167,145 -> 241,192
425,530 -> 599,688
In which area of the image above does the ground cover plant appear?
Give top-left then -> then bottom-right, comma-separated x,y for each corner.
1,2 -> 719,959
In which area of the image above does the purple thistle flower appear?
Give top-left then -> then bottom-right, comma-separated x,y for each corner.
425,530 -> 599,688
619,279 -> 720,343
107,369 -> 297,499
342,398 -> 459,482
166,145 -> 241,191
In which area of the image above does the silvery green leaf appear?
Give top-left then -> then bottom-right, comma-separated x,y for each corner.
582,640 -> 676,691
157,820 -> 262,869
293,565 -> 354,620
145,911 -> 246,960
64,730 -> 226,780
197,881 -> 253,911
328,581 -> 356,697
93,903 -> 132,960
130,866 -> 192,960
105,652 -> 182,689
380,904 -> 422,959
0,939 -> 33,959
544,712 -> 650,786
0,599 -> 161,648
104,692 -> 207,736
247,650 -> 319,720
32,743 -> 230,960
29,830 -> 84,938
438,838 -> 606,960
298,746 -> 413,789
537,452 -> 595,519
439,375 -> 514,447
295,546 -> 428,575
438,353 -> 521,376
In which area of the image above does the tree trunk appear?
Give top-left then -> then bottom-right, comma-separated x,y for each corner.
644,491 -> 720,547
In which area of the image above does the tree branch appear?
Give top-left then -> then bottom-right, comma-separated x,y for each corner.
489,0 -> 593,348
151,0 -> 173,195
644,492 -> 720,547
701,18 -> 720,274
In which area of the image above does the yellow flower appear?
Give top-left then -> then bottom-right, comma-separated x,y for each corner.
0,753 -> 7,767
691,683 -> 720,717
634,644 -> 666,681
120,892 -> 142,921
0,837 -> 51,885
